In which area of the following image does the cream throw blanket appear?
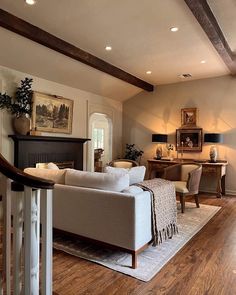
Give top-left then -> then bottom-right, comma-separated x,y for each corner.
136,178 -> 178,246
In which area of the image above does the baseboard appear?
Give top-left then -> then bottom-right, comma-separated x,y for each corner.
200,189 -> 236,196
225,190 -> 236,196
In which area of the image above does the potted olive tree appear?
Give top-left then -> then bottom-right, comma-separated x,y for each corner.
0,77 -> 33,135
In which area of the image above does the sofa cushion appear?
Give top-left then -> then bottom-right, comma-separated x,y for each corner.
65,169 -> 129,192
24,168 -> 66,184
104,166 -> 146,185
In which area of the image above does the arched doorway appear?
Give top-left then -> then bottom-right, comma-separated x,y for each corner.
88,113 -> 113,172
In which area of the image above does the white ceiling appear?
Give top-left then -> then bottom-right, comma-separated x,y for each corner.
0,0 -> 231,101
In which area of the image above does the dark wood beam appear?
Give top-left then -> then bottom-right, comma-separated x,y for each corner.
184,0 -> 236,75
0,9 -> 154,92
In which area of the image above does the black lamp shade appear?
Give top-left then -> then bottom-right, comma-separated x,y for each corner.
204,133 -> 223,143
152,134 -> 168,143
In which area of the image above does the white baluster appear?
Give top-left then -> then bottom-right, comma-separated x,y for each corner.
24,187 -> 40,295
41,189 -> 53,295
1,175 -> 11,295
35,189 -> 40,292
0,173 -> 4,295
13,190 -> 24,295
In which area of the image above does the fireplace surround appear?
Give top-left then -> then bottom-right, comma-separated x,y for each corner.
9,135 -> 90,170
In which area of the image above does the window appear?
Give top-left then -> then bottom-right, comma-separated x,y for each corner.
93,128 -> 104,149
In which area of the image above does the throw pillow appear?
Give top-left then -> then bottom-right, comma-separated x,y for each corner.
104,166 -> 146,185
47,162 -> 60,170
24,168 -> 66,184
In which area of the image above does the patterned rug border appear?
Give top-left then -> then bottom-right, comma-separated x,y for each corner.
53,203 -> 221,282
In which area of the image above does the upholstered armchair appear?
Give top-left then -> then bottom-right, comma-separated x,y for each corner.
163,163 -> 202,213
108,159 -> 139,168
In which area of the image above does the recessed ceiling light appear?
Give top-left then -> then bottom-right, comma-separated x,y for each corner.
146,71 -> 152,75
170,27 -> 179,32
105,46 -> 112,51
200,60 -> 206,64
25,0 -> 36,5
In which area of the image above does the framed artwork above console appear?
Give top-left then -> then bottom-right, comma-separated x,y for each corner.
176,128 -> 202,152
181,108 -> 197,127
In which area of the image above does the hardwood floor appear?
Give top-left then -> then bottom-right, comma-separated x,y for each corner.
53,195 -> 236,295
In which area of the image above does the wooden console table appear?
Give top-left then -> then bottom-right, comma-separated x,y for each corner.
147,159 -> 228,198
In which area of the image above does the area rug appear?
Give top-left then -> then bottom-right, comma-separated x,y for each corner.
53,203 -> 221,282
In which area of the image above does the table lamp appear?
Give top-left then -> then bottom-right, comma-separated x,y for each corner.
204,133 -> 223,162
152,134 -> 168,159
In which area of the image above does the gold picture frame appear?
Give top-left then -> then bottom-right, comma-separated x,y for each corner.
181,108 -> 197,127
176,128 -> 202,152
32,92 -> 73,134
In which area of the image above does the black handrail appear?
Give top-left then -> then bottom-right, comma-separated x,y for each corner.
0,153 -> 54,190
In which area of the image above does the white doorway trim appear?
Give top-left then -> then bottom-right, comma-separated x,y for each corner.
88,112 -> 113,172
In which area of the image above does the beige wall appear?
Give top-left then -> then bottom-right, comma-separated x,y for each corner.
0,65 -> 122,169
123,75 -> 236,194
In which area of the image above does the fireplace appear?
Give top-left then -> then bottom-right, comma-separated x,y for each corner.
9,135 -> 90,170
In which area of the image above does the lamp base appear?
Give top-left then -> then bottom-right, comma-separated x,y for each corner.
209,145 -> 217,163
156,146 -> 162,160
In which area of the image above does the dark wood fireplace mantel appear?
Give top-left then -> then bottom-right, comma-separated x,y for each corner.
9,135 -> 90,170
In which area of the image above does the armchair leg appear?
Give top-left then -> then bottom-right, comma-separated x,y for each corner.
194,194 -> 200,208
180,194 -> 185,213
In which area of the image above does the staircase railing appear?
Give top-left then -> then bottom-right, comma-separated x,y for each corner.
0,153 -> 55,295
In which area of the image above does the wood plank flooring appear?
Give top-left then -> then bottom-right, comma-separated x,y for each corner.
53,195 -> 236,295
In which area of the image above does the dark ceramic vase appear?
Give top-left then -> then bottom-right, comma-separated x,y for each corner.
12,115 -> 30,135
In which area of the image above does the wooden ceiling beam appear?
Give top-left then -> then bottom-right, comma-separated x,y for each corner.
0,9 -> 154,92
184,0 -> 236,75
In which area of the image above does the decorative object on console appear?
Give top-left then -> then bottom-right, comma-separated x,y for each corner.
181,108 -> 197,127
176,128 -> 202,153
32,92 -> 73,134
166,144 -> 174,159
204,133 -> 223,163
152,134 -> 168,159
0,77 -> 33,135
124,144 -> 144,163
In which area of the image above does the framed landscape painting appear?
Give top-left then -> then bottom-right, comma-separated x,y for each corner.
32,92 -> 73,134
176,128 -> 202,152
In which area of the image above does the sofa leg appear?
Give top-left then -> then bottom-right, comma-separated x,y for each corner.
132,252 -> 137,269
180,194 -> 185,213
194,194 -> 200,208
